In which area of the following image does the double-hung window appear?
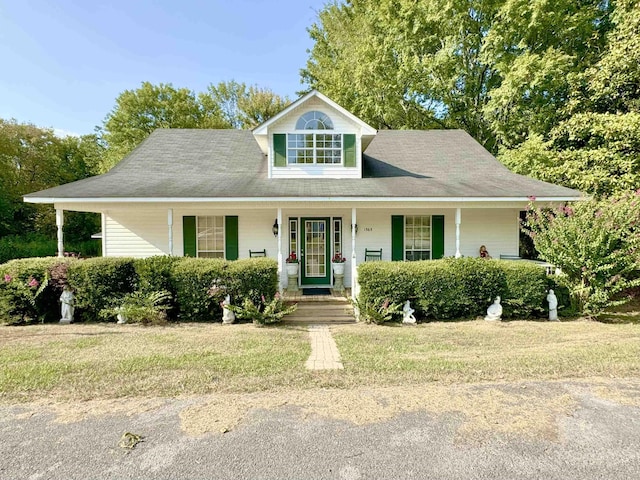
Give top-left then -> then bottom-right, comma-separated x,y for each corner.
197,216 -> 224,258
405,215 -> 431,261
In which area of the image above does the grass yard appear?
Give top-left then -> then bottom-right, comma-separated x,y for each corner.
333,320 -> 640,385
1,320 -> 639,403
0,323 -> 311,403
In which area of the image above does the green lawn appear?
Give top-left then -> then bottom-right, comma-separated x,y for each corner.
0,323 -> 311,402
1,320 -> 639,403
333,320 -> 640,385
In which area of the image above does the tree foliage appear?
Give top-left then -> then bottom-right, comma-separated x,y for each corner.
0,119 -> 102,239
303,0 -> 611,152
100,82 -> 228,171
100,81 -> 289,171
203,81 -> 291,129
501,1 -> 640,197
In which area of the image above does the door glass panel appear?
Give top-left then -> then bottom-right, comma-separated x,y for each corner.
305,220 -> 326,277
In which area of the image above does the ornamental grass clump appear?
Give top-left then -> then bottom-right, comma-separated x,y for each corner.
351,296 -> 403,324
523,191 -> 640,316
101,290 -> 172,325
228,293 -> 297,325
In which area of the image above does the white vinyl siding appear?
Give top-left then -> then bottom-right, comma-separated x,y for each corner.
104,212 -> 166,258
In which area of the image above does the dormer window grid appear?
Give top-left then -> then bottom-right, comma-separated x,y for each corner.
287,111 -> 342,165
287,132 -> 342,165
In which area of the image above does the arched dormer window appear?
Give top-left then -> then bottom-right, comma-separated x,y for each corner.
272,111 -> 356,168
295,111 -> 334,130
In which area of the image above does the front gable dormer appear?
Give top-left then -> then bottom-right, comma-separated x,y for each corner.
252,90 -> 377,179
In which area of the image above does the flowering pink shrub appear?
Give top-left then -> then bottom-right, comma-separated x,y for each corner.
523,192 -> 640,315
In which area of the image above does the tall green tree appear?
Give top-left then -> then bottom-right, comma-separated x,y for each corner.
202,81 -> 290,129
500,0 -> 640,197
0,119 -> 102,238
100,82 -> 228,171
303,0 -> 611,152
100,81 -> 289,171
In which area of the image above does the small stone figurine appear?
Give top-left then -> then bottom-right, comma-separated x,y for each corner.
222,294 -> 235,324
484,296 -> 502,321
547,289 -> 558,321
402,300 -> 417,324
59,285 -> 75,324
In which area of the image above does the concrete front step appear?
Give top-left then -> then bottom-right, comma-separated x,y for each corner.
286,300 -> 355,324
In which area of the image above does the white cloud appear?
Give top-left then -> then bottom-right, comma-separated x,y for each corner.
53,128 -> 81,138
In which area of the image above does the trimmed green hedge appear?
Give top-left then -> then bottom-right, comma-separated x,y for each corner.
358,258 -> 553,321
1,255 -> 279,324
67,257 -> 138,322
171,257 -> 278,321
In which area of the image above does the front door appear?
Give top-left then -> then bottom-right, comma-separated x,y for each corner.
300,217 -> 331,286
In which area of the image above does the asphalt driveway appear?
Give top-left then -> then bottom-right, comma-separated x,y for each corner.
1,380 -> 639,480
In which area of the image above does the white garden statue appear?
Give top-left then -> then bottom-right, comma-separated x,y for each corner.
484,296 -> 502,321
402,300 -> 417,324
547,289 -> 558,321
222,295 -> 235,324
59,285 -> 75,324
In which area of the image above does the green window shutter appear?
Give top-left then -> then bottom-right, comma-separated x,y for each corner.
391,215 -> 404,261
225,216 -> 239,260
432,215 -> 445,259
273,134 -> 286,167
343,134 -> 356,167
183,216 -> 196,257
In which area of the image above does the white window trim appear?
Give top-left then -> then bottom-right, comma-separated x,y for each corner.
333,217 -> 342,260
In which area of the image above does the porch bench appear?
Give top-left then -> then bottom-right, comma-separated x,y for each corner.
365,248 -> 382,261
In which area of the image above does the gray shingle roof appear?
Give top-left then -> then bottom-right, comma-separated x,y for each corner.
25,128 -> 581,200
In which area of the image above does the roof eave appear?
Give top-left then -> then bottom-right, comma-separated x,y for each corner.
24,195 -> 585,204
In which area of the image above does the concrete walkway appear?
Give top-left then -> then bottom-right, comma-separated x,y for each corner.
304,325 -> 344,370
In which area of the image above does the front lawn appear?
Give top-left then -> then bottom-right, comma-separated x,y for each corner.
333,320 -> 640,385
1,320 -> 639,403
0,323 -> 311,402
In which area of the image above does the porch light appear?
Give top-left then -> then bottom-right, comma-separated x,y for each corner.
272,219 -> 279,237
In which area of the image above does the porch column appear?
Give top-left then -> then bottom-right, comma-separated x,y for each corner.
455,207 -> 462,258
277,207 -> 283,291
101,212 -> 107,257
351,208 -> 358,298
168,208 -> 174,256
56,208 -> 64,258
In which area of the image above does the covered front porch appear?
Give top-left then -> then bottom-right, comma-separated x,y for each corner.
48,199 -> 526,294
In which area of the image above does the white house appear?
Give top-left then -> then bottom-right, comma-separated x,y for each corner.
24,91 -> 581,292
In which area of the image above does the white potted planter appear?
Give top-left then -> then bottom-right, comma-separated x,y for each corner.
332,262 -> 345,275
286,263 -> 299,276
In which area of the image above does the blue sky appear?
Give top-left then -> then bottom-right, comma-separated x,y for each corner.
0,0 -> 328,136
